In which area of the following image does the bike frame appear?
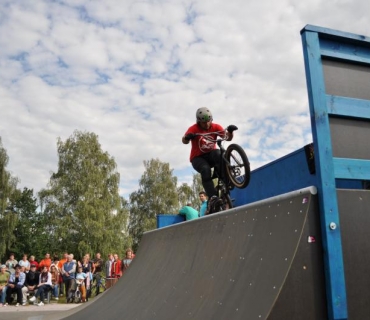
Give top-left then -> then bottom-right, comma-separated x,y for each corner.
214,139 -> 233,208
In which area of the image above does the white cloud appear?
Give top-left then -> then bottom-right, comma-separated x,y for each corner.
0,0 -> 368,199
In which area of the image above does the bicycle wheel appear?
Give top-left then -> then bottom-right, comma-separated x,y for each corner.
74,290 -> 81,303
220,191 -> 233,210
225,144 -> 250,189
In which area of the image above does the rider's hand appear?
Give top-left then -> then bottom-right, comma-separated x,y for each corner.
185,133 -> 195,141
226,125 -> 238,133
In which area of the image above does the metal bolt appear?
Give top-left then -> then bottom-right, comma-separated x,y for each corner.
329,222 -> 337,230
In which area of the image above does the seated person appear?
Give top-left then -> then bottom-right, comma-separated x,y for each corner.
29,266 -> 51,306
0,265 -> 10,306
76,266 -> 87,302
22,263 -> 40,304
50,265 -> 59,300
6,264 -> 25,306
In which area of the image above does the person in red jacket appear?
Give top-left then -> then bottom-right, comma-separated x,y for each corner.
182,107 -> 236,213
29,256 -> 39,270
111,254 -> 122,279
38,253 -> 52,272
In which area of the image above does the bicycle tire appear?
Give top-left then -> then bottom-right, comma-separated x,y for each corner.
221,192 -> 233,210
74,291 -> 81,304
225,143 -> 250,189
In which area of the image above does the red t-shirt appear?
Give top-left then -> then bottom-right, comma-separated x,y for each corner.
185,123 -> 225,161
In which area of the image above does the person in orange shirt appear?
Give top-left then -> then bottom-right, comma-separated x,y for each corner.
57,252 -> 68,297
38,253 -> 52,272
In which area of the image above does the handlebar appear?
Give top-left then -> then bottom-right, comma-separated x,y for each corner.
191,125 -> 238,142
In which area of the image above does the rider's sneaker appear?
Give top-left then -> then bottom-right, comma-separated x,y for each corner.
206,196 -> 223,215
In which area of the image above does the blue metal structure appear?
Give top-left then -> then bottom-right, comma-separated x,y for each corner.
301,25 -> 370,320
231,144 -> 362,207
157,214 -> 184,228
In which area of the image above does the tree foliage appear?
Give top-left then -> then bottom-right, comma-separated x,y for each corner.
0,138 -> 19,261
129,159 -> 179,251
12,188 -> 49,259
1,133 -> 206,260
38,130 -> 130,259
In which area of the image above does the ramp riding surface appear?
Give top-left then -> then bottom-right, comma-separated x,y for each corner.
61,187 -> 327,320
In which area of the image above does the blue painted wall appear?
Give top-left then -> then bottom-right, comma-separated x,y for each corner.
232,144 -> 362,207
157,214 -> 185,228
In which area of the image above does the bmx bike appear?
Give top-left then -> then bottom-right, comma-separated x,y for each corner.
193,125 -> 250,213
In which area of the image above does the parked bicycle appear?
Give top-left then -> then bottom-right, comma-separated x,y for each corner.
89,274 -> 107,298
194,125 -> 250,213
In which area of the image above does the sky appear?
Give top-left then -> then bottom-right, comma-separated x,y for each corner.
0,0 -> 369,200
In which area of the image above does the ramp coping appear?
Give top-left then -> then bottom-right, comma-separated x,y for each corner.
148,186 -> 317,234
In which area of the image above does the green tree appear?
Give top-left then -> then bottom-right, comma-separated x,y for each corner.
177,183 -> 193,208
177,173 -> 205,211
38,130 -> 129,259
129,159 -> 179,251
0,138 -> 19,261
12,188 -> 50,259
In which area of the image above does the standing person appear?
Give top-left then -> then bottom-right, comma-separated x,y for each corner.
29,256 -> 39,270
111,254 -> 122,281
182,107 -> 236,213
0,264 -> 10,306
5,253 -> 18,275
81,255 -> 93,300
62,255 -> 76,299
179,203 -> 199,221
18,254 -> 30,273
92,253 -> 103,296
199,191 -> 208,217
57,252 -> 68,297
29,266 -> 51,306
6,264 -> 25,306
38,253 -> 52,272
121,249 -> 134,276
105,254 -> 114,289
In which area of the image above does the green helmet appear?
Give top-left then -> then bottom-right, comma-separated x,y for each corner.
196,107 -> 213,122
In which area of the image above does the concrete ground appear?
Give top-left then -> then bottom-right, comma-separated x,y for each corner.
0,302 -> 82,320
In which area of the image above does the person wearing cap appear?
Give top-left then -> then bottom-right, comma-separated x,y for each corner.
6,264 -> 25,306
22,263 -> 40,305
0,264 -> 10,306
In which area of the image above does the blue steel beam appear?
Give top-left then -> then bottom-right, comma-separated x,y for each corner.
326,95 -> 370,119
301,28 -> 348,320
333,158 -> 370,179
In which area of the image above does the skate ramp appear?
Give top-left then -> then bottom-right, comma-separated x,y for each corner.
61,186 -> 327,320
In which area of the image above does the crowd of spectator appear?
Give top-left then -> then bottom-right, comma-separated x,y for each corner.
0,249 -> 135,307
